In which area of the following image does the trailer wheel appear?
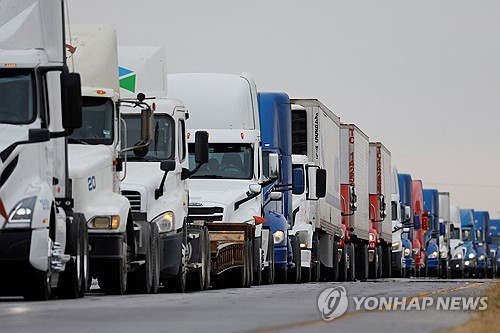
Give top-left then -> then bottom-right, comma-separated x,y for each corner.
382,245 -> 391,278
150,222 -> 160,294
58,212 -> 84,299
164,226 -> 187,293
356,243 -> 368,280
338,245 -> 348,282
311,233 -> 321,282
24,270 -> 51,301
288,235 -> 302,284
346,243 -> 356,281
128,223 -> 152,294
262,232 -> 274,285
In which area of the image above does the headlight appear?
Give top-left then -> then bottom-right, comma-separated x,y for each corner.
88,215 -> 120,229
468,252 -> 475,259
9,197 -> 37,223
464,260 -> 470,266
273,230 -> 285,244
454,253 -> 462,259
153,212 -> 174,233
369,233 -> 376,242
404,248 -> 411,257
496,258 -> 500,263
478,254 -> 485,261
392,241 -> 400,250
440,251 -> 447,259
428,251 -> 438,259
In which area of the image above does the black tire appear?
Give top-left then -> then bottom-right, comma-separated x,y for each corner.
288,235 -> 301,283
382,245 -> 391,278
150,223 -> 160,294
320,237 -> 338,282
164,226 -> 187,293
368,247 -> 378,279
377,246 -> 383,278
78,214 -> 89,298
128,224 -> 152,295
58,212 -> 83,299
392,268 -> 402,278
252,236 -> 262,286
100,256 -> 127,295
346,243 -> 356,281
275,267 -> 288,284
187,227 -> 208,291
262,232 -> 274,285
338,244 -> 348,282
24,270 -> 51,301
311,233 -> 321,282
245,240 -> 253,287
356,243 -> 368,280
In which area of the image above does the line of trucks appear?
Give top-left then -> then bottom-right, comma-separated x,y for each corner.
0,0 -> 497,301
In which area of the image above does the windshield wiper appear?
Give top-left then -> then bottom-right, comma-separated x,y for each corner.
68,138 -> 89,145
191,174 -> 224,179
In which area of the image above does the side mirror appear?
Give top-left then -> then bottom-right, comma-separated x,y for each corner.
450,223 -> 455,234
402,227 -> 410,233
350,185 -> 357,212
61,72 -> 82,130
316,168 -> 327,198
414,215 -> 421,230
404,205 -> 411,221
439,223 -> 446,236
141,106 -> 154,143
268,153 -> 279,180
28,128 -> 50,143
379,194 -> 387,219
194,131 -> 209,164
160,160 -> 176,172
292,167 -> 305,195
249,184 -> 262,194
270,191 -> 282,201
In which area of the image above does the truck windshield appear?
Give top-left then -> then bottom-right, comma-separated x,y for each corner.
189,143 -> 253,179
462,228 -> 472,242
70,97 -> 114,145
0,70 -> 35,124
451,227 -> 461,239
121,114 -> 175,161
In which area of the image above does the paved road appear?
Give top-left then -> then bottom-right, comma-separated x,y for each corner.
0,278 -> 494,333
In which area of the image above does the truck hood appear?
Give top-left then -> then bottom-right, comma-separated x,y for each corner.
0,125 -> 28,164
68,144 -> 113,179
188,179 -> 254,208
122,162 -> 163,191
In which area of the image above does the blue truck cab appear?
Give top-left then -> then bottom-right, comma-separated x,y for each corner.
423,189 -> 441,276
488,219 -> 500,277
258,92 -> 301,283
460,208 -> 477,277
474,211 -> 492,278
398,173 -> 415,277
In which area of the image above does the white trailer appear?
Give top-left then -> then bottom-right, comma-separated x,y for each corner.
438,191 -> 451,278
119,46 -> 210,292
167,73 -> 275,288
340,124 -> 370,280
67,25 -> 157,295
290,99 -> 342,282
0,0 -> 88,300
368,142 -> 391,278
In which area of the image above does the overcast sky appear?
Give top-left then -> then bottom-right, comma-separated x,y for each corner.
69,1 -> 500,218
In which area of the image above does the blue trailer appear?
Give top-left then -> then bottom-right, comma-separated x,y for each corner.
488,219 -> 500,277
398,173 -> 415,277
474,211 -> 492,278
423,189 -> 441,277
258,92 -> 301,284
460,209 -> 478,277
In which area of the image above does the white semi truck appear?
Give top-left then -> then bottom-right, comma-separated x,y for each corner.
290,99 -> 342,282
391,166 -> 411,277
438,191 -> 451,278
118,46 -> 210,292
0,0 -> 88,300
450,204 -> 466,278
167,73 -> 275,288
67,25 -> 157,295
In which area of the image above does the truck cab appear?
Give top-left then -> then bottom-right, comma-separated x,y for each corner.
450,205 -> 465,278
473,211 -> 491,278
391,167 -> 406,278
423,189 -> 440,276
488,219 -> 500,277
459,208 -> 477,277
398,173 -> 415,277
411,180 -> 427,276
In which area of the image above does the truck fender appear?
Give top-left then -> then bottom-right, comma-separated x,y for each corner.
290,223 -> 313,248
133,219 -> 151,257
83,192 -> 130,233
29,228 -> 51,271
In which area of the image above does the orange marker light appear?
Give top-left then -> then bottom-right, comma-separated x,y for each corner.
241,133 -> 244,139
4,63 -> 16,68
96,89 -> 106,95
187,132 -> 191,139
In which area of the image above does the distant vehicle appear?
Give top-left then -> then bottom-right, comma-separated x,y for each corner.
473,211 -> 491,278
398,174 -> 415,277
460,209 -> 477,278
438,192 -> 452,278
411,180 -> 427,276
488,219 -> 500,277
450,205 -> 466,278
424,189 -> 441,277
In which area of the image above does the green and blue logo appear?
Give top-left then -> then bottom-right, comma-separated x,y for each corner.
119,66 -> 136,93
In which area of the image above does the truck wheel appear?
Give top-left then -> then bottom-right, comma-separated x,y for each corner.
58,212 -> 83,299
128,224 -> 152,294
347,243 -> 356,281
164,227 -> 187,293
245,240 -> 253,287
100,239 -> 128,295
203,227 -> 211,289
262,232 -> 274,285
187,226 -> 208,291
311,233 -> 321,282
150,223 -> 160,294
275,267 -> 287,284
78,214 -> 89,298
24,270 -> 51,301
382,245 -> 391,278
288,235 -> 302,283
356,243 -> 368,280
320,237 -> 338,282
338,244 -> 348,282
252,236 -> 262,286
368,248 -> 377,279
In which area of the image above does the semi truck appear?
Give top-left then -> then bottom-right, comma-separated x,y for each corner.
459,208 -> 477,277
368,142 -> 391,278
438,192 -> 452,278
67,25 -> 157,295
290,99 -> 342,282
167,73 -> 274,288
411,180 -> 427,276
118,46 -> 210,292
473,211 -> 491,278
423,189 -> 441,277
488,219 -> 500,277
398,173 -> 415,277
340,124 -> 370,280
391,167 -> 409,278
0,0 -> 88,300
450,205 -> 465,278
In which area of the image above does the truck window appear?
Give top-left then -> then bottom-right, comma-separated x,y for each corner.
450,227 -> 461,239
291,109 -> 307,155
121,114 -> 175,161
0,70 -> 35,124
461,228 -> 472,242
392,201 -> 398,221
178,120 -> 186,161
189,143 -> 253,180
70,97 -> 114,145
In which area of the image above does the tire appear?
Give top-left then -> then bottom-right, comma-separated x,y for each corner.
288,235 -> 301,283
245,240 -> 253,287
311,233 -> 321,282
262,232 -> 274,285
382,245 -> 391,278
377,246 -> 383,278
164,226 -> 187,293
100,256 -> 127,295
320,237 -> 338,282
187,226 -> 208,291
58,212 -> 83,299
128,224 -> 152,295
356,243 -> 368,280
252,236 -> 262,286
392,268 -> 402,278
346,243 -> 356,281
368,247 -> 377,279
24,270 -> 51,301
338,244 -> 348,282
78,214 -> 89,298
150,223 -> 160,294
275,267 -> 288,284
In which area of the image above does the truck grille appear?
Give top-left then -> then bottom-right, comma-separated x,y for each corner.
122,190 -> 141,213
188,206 -> 224,223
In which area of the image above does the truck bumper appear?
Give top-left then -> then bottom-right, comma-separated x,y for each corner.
391,251 -> 402,271
159,230 -> 183,278
0,229 -> 42,295
89,232 -> 125,261
451,259 -> 464,272
404,256 -> 414,270
274,245 -> 288,270
426,258 -> 440,269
